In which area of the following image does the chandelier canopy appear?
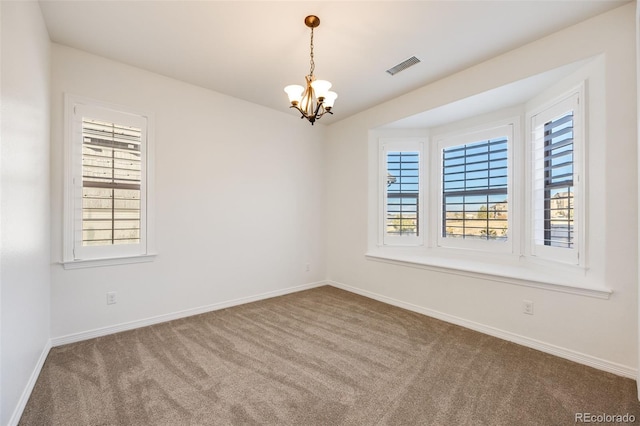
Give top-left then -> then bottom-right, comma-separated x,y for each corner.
284,15 -> 337,125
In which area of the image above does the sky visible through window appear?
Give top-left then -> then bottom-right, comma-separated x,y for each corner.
542,111 -> 574,248
442,137 -> 508,240
386,151 -> 419,236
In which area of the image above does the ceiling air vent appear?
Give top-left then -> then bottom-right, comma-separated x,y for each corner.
386,56 -> 421,76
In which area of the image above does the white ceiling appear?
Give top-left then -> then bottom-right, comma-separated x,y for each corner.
39,0 -> 629,125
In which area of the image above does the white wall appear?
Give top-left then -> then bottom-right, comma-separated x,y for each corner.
50,45 -> 326,340
1,2 -> 51,425
326,3 -> 638,373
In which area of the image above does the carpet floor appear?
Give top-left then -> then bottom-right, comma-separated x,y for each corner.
20,286 -> 640,425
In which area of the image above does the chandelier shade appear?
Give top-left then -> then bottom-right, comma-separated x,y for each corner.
311,80 -> 332,99
284,15 -> 337,125
284,85 -> 304,105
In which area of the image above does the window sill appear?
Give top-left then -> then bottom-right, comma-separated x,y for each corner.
61,254 -> 157,270
365,248 -> 611,299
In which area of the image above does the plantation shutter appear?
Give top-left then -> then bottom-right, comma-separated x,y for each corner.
530,89 -> 581,265
81,119 -> 142,247
441,138 -> 508,240
533,111 -> 574,248
386,151 -> 420,237
380,139 -> 424,246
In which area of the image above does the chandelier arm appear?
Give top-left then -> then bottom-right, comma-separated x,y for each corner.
313,99 -> 323,118
289,105 -> 312,122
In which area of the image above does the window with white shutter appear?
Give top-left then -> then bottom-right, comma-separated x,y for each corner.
530,89 -> 582,265
82,119 -> 142,246
64,95 -> 155,268
380,139 -> 424,246
436,123 -> 514,252
441,137 -> 509,240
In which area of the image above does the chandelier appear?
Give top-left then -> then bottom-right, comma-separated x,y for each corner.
284,15 -> 337,125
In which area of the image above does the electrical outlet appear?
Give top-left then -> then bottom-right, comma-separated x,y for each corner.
107,291 -> 117,305
305,263 -> 310,272
523,300 -> 534,315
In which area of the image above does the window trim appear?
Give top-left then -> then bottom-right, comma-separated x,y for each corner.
364,250 -> 611,299
378,138 -> 426,247
526,85 -> 584,266
433,120 -> 518,253
63,94 -> 156,269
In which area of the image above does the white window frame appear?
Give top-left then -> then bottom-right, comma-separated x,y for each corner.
526,86 -> 584,266
366,74 -> 609,298
63,94 -> 156,269
433,120 -> 517,254
379,138 -> 425,247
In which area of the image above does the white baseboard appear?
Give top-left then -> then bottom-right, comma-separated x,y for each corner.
51,281 -> 327,347
8,339 -> 52,426
328,280 -> 637,380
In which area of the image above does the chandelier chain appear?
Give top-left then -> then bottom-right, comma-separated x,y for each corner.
309,27 -> 315,77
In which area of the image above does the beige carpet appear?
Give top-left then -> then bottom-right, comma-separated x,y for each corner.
20,286 -> 640,425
